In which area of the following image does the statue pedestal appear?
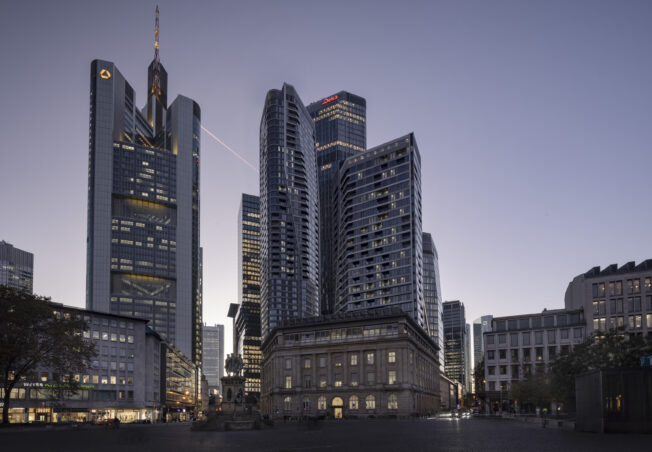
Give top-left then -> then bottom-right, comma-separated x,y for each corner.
221,376 -> 246,414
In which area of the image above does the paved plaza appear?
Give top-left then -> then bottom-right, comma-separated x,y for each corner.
1,418 -> 649,452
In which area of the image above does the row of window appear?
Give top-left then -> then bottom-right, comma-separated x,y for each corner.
487,328 -> 583,347
284,370 -> 398,389
487,345 -> 572,362
286,351 -> 396,370
593,314 -> 652,331
592,278 -> 652,298
592,296 -> 652,315
83,330 -> 135,343
283,394 -> 397,411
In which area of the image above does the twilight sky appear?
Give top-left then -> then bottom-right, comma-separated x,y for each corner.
1,0 -> 651,361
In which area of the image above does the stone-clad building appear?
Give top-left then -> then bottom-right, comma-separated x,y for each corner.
260,308 -> 440,418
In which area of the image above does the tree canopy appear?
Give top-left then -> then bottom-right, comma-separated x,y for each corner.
0,286 -> 96,425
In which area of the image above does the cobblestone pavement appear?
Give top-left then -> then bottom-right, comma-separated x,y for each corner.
1,418 -> 649,452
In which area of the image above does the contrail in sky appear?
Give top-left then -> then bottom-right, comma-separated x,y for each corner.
201,125 -> 259,174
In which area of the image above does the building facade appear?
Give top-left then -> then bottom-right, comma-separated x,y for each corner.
307,92 -> 366,315
565,260 -> 652,338
259,83 -> 320,339
1,304 -> 160,424
422,232 -> 444,372
85,53 -> 202,366
482,308 -> 585,409
0,240 -> 34,293
334,133 -> 424,328
202,324 -> 224,396
260,308 -> 440,418
235,193 -> 262,397
442,300 -> 467,390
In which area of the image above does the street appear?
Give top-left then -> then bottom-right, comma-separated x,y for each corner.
0,417 -> 649,452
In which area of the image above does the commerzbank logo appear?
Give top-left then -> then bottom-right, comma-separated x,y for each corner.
99,69 -> 111,79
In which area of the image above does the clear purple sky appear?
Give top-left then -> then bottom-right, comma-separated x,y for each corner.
1,1 -> 651,360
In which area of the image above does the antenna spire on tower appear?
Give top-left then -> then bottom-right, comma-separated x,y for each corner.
152,5 -> 161,96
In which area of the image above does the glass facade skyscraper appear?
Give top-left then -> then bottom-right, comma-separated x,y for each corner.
202,323 -> 224,395
443,300 -> 468,389
259,83 -> 320,339
86,57 -> 202,366
423,232 -> 444,371
334,133 -> 424,327
307,92 -> 366,314
236,193 -> 262,397
0,241 -> 33,293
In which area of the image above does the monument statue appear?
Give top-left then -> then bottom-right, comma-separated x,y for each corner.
225,353 -> 244,377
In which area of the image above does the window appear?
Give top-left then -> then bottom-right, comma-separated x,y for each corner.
610,298 -> 624,314
318,396 -> 326,410
544,316 -> 554,327
365,395 -> 376,410
498,334 -> 506,345
127,335 -> 134,344
285,376 -> 292,389
487,350 -> 495,360
510,349 -> 519,362
510,334 -> 518,347
548,346 -> 556,359
349,395 -> 359,409
486,335 -> 495,345
522,333 -> 530,346
304,377 -> 311,388
628,297 -> 642,312
388,370 -> 397,385
303,396 -> 310,412
488,366 -> 495,375
111,333 -> 117,342
319,357 -> 327,368
610,281 -> 623,296
319,376 -> 327,388
628,315 -> 642,329
367,372 -> 375,385
304,358 -> 311,369
285,358 -> 292,369
488,381 -> 495,391
499,349 -> 506,360
646,314 -> 652,329
535,331 -> 543,345
350,354 -> 358,366
387,394 -> 398,409
110,376 -> 117,385
284,396 -> 291,411
102,332 -> 109,341
645,278 -> 651,291
388,351 -> 396,363
119,335 -> 126,343
366,352 -> 375,365
334,376 -> 342,387
547,330 -> 556,344
647,296 -> 652,311
560,329 -> 569,340
573,328 -> 583,338
535,348 -> 544,361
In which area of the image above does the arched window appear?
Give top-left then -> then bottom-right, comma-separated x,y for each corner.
318,395 -> 326,410
349,395 -> 359,410
331,397 -> 344,407
365,395 -> 375,410
303,396 -> 311,412
388,394 -> 398,410
284,396 -> 291,411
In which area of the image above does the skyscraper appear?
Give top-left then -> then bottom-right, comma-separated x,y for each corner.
86,13 -> 202,366
334,133 -> 424,327
259,83 -> 320,339
202,324 -> 224,395
0,241 -> 33,293
443,300 -> 467,389
236,193 -> 262,397
473,315 -> 493,374
422,232 -> 444,371
307,92 -> 366,314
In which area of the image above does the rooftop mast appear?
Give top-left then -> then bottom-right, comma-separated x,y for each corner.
152,5 -> 161,96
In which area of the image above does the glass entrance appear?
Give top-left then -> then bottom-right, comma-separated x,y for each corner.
332,397 -> 344,419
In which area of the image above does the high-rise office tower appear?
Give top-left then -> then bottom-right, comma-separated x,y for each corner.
307,92 -> 366,314
443,300 -> 467,389
0,241 -> 34,293
423,232 -> 444,371
464,323 -> 472,394
86,12 -> 202,366
236,193 -> 262,397
473,315 -> 493,373
334,133 -> 424,327
202,324 -> 224,395
259,83 -> 320,339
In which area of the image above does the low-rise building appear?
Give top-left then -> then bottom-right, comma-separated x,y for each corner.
260,308 -> 440,419
565,260 -> 652,338
483,308 -> 586,411
1,303 -> 199,424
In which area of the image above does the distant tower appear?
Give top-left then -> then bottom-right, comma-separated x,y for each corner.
0,241 -> 33,293
86,6 -> 202,366
423,232 -> 444,372
259,83 -> 320,339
